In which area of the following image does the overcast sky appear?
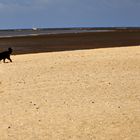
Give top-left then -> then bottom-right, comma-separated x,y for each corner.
0,0 -> 140,29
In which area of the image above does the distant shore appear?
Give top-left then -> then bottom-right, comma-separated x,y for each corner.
0,29 -> 140,55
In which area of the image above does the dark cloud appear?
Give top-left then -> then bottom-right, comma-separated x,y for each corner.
0,0 -> 140,29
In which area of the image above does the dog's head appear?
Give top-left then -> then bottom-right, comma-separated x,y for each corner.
8,48 -> 13,54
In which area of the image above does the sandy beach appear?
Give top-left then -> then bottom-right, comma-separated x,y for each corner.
0,45 -> 140,139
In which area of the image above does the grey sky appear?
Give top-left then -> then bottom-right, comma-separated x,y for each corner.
0,0 -> 140,29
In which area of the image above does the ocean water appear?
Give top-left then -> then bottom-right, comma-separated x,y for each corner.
0,27 -> 139,38
0,28 -> 116,38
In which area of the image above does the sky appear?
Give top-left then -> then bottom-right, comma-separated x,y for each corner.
0,0 -> 140,29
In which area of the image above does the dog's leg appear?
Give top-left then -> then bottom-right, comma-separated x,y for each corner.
3,59 -> 6,63
9,58 -> 12,62
7,57 -> 12,62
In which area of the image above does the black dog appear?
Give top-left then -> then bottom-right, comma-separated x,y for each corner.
0,48 -> 13,63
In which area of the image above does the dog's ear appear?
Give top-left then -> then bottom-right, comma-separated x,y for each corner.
8,48 -> 13,52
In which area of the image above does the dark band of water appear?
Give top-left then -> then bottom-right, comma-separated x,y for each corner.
0,27 -> 140,38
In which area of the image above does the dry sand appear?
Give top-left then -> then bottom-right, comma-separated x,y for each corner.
0,46 -> 140,140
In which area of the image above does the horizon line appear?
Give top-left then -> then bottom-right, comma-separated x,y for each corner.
0,26 -> 140,31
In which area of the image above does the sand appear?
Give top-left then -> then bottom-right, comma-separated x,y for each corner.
0,46 -> 140,140
1,30 -> 140,55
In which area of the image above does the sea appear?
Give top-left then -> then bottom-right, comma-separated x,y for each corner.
0,27 -> 139,38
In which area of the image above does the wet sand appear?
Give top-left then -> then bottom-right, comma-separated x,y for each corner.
0,30 -> 140,54
0,46 -> 140,139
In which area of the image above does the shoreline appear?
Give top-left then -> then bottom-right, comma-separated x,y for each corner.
0,30 -> 140,55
